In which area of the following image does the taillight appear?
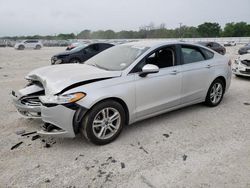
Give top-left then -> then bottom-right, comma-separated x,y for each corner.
228,60 -> 232,66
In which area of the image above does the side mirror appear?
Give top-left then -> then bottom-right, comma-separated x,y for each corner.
139,64 -> 159,77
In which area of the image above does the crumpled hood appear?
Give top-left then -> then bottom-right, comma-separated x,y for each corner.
26,64 -> 122,94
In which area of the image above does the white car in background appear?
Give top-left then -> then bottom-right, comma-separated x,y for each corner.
12,41 -> 232,145
232,54 -> 250,77
224,41 -> 236,47
14,40 -> 43,50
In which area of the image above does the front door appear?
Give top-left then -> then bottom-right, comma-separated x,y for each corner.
134,45 -> 182,119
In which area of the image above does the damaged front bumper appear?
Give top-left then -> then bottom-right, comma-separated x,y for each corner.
12,84 -> 44,118
232,66 -> 250,77
12,83 -> 88,138
39,104 -> 88,138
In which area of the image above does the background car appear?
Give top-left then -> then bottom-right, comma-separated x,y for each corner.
197,41 -> 226,55
66,42 -> 87,51
224,41 -> 236,46
232,53 -> 250,77
51,43 -> 114,64
12,41 -> 231,145
14,40 -> 43,50
238,43 -> 250,55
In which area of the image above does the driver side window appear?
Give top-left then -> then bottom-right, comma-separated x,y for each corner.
133,46 -> 176,72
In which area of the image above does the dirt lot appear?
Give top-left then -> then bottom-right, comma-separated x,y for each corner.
0,45 -> 249,188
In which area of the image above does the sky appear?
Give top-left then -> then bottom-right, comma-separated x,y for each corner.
0,0 -> 250,37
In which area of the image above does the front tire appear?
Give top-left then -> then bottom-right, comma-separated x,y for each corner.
35,45 -> 41,50
81,100 -> 125,145
205,79 -> 225,107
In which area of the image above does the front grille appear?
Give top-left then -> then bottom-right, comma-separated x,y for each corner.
241,60 -> 250,67
240,69 -> 250,75
21,96 -> 41,106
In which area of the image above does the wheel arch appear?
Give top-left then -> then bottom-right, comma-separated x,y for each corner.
206,75 -> 227,96
214,76 -> 226,92
70,57 -> 81,63
89,97 -> 130,125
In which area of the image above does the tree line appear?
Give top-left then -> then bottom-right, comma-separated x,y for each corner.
2,22 -> 250,40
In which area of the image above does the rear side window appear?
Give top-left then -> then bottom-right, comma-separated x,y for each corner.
212,42 -> 220,47
181,46 -> 205,64
200,48 -> 214,60
100,44 -> 113,50
85,44 -> 99,53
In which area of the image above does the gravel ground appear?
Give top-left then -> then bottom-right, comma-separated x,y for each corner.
0,46 -> 249,188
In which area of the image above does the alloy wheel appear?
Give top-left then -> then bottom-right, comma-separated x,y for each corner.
210,83 -> 223,104
92,107 -> 121,140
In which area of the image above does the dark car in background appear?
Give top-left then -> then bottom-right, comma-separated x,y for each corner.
197,42 -> 226,55
51,43 -> 114,65
238,43 -> 250,55
66,42 -> 87,51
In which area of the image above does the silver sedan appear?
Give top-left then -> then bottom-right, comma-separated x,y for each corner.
12,41 -> 232,145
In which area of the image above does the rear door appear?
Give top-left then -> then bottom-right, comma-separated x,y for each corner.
179,45 -> 213,104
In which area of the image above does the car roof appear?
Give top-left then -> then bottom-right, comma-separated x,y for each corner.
121,40 -> 199,49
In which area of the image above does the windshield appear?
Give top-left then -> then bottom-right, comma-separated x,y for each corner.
70,45 -> 86,52
86,45 -> 149,71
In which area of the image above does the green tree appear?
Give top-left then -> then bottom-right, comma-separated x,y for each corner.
223,22 -> 250,37
77,30 -> 91,39
57,33 -> 75,40
197,22 -> 221,37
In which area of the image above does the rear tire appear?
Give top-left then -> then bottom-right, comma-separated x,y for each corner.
205,79 -> 225,107
18,45 -> 25,50
70,58 -> 81,64
81,100 -> 125,145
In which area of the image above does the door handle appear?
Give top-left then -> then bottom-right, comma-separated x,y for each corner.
170,70 -> 179,75
206,64 -> 211,68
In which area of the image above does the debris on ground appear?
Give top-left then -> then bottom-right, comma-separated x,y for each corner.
163,133 -> 170,138
121,162 -> 125,169
44,143 -> 51,148
21,131 -> 37,136
31,135 -> 41,141
11,141 -> 23,150
3,75 -> 8,77
75,154 -> 84,160
105,172 -> 113,182
106,156 -> 112,161
98,169 -> 106,175
101,162 -> 109,166
15,130 -> 25,135
243,102 -> 250,105
0,67 -> 2,69
139,146 -> 149,154
183,154 -> 187,161
45,179 -> 50,183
